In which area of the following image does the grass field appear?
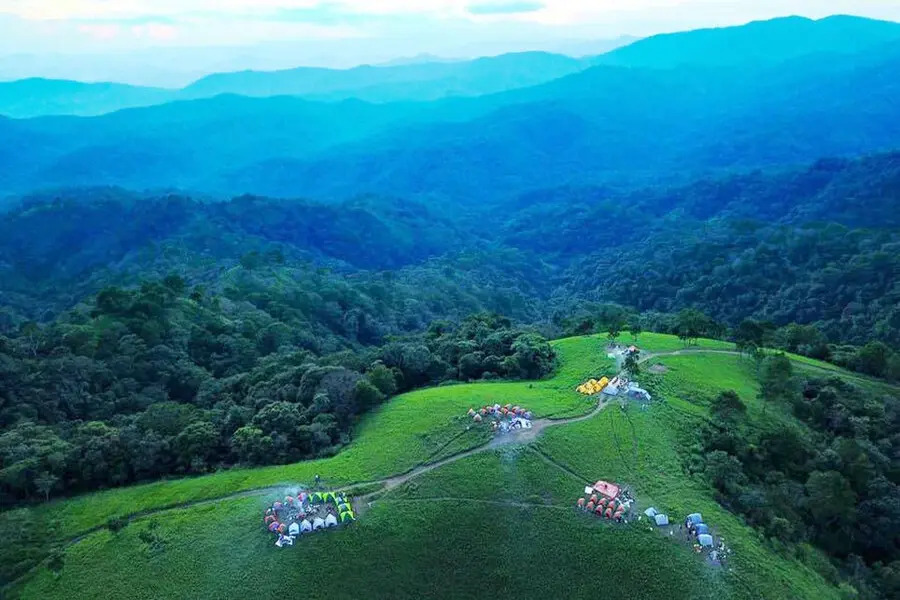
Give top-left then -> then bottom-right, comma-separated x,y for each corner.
22,446 -> 728,600
11,332 -> 875,599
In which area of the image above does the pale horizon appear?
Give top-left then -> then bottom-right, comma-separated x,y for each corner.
1,1 -> 899,86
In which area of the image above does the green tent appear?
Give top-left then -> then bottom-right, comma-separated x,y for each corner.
340,511 -> 355,522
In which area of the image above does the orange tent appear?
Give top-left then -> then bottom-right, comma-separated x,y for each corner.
586,501 -> 595,511
577,498 -> 586,508
605,507 -> 613,518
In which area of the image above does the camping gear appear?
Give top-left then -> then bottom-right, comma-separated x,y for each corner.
698,534 -> 714,547
605,507 -> 613,519
278,524 -> 287,534
473,414 -> 483,422
265,515 -> 277,525
313,517 -> 325,530
273,501 -> 283,510
686,513 -> 702,525
654,514 -> 669,526
589,494 -> 598,504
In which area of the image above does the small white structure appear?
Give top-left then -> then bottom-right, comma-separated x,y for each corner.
584,486 -> 595,496
288,522 -> 300,536
300,519 -> 313,533
324,513 -> 338,528
312,517 -> 325,531
654,514 -> 670,526
644,507 -> 658,519
512,417 -> 532,429
275,534 -> 294,547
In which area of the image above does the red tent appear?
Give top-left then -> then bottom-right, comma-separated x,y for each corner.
605,507 -> 613,518
268,522 -> 280,532
265,515 -> 277,525
592,481 -> 620,499
577,498 -> 586,508
589,494 -> 598,504
586,501 -> 595,511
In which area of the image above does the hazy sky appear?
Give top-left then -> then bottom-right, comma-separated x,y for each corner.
1,1 -> 899,85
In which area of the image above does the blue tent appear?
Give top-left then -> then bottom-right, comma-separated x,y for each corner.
654,514 -> 669,526
686,513 -> 702,525
695,524 -> 710,535
698,534 -> 714,547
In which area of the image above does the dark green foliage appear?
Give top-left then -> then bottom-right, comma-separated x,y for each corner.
690,373 -> 900,600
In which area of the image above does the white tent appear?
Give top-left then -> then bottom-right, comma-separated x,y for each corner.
698,534 -> 714,547
644,507 -> 658,518
300,519 -> 313,533
288,522 -> 300,536
312,517 -> 325,531
325,513 -> 338,528
654,514 -> 669,526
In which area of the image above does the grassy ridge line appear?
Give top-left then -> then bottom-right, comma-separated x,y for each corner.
4,335 -> 877,541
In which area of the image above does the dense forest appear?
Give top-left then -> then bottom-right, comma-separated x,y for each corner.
688,361 -> 900,599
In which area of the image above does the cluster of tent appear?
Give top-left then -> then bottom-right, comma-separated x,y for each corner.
643,509 -> 715,548
467,404 -> 533,424
576,493 -> 627,521
576,377 -> 609,395
263,490 -> 356,547
685,512 -> 715,548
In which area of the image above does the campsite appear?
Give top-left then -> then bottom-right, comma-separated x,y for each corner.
5,332 -> 873,600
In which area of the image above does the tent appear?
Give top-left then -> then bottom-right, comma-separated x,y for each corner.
340,512 -> 354,522
325,514 -> 338,528
273,501 -> 283,510
686,513 -> 703,525
644,507 -> 658,518
300,519 -> 313,533
605,507 -> 613,519
265,515 -> 277,525
592,480 -> 620,499
586,501 -> 595,511
524,411 -> 533,419
473,414 -> 483,422
577,498 -> 586,508
312,517 -> 325,530
654,514 -> 670,526
288,522 -> 300,536
467,408 -> 475,417
698,534 -> 714,547
338,503 -> 350,512
695,524 -> 710,535
268,521 -> 280,532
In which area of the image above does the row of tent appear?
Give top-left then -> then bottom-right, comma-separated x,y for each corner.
576,377 -> 609,395
577,494 -> 626,520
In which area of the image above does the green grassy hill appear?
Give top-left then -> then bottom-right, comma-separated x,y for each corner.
10,333 -> 873,599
